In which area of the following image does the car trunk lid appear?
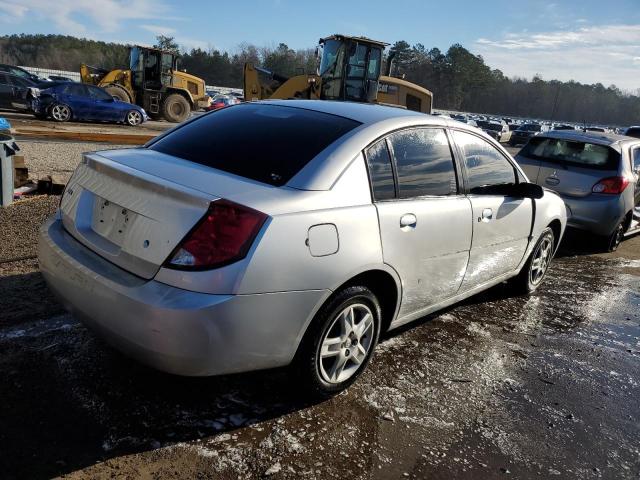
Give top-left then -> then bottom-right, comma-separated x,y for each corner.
60,149 -> 277,279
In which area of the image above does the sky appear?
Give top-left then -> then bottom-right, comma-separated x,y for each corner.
0,0 -> 639,92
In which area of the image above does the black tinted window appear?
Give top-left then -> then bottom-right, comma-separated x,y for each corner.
521,137 -> 620,170
388,128 -> 457,197
453,130 -> 516,191
87,86 -> 113,101
149,104 -> 361,186
365,140 -> 395,200
63,84 -> 87,96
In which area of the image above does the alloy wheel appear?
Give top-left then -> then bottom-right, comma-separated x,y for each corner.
318,303 -> 375,384
529,236 -> 553,286
126,110 -> 142,126
51,104 -> 70,122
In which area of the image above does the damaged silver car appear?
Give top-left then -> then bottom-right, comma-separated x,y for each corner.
39,101 -> 567,395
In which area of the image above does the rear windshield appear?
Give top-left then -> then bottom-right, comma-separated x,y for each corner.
521,137 -> 620,170
148,103 -> 361,186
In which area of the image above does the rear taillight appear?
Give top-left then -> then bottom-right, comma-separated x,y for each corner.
591,176 -> 629,194
166,199 -> 267,270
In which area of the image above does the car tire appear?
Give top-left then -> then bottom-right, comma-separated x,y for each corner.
125,110 -> 143,126
604,220 -> 625,252
510,227 -> 555,295
162,93 -> 191,123
295,286 -> 381,397
104,84 -> 131,103
50,104 -> 72,122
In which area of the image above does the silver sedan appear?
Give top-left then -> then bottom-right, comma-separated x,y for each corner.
39,100 -> 567,395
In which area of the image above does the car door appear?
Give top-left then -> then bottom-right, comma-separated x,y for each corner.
6,76 -> 31,111
367,127 -> 473,319
61,83 -> 93,119
451,129 -> 533,290
631,146 -> 640,212
0,74 -> 11,108
86,85 -> 117,122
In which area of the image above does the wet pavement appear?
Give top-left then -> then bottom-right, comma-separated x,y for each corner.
0,207 -> 639,479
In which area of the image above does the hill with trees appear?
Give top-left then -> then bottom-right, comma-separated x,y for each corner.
0,33 -> 637,125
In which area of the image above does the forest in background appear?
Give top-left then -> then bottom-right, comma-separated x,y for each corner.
1,33 -> 638,126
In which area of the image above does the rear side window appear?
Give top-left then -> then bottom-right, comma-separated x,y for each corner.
452,130 -> 516,191
149,104 -> 361,186
521,137 -> 620,170
364,139 -> 395,200
387,128 -> 457,197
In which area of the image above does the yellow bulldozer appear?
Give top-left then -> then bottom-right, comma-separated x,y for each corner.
80,46 -> 211,123
244,34 -> 433,113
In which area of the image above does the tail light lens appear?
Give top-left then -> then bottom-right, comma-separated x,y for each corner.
592,176 -> 629,194
166,199 -> 267,270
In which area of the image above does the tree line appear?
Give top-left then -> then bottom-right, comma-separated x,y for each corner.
1,33 -> 637,126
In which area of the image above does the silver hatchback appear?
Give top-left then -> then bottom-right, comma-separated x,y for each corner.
39,100 -> 567,395
516,130 -> 640,251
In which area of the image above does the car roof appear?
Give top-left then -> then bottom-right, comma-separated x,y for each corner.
259,99 -> 428,125
257,100 -> 512,190
537,129 -> 639,149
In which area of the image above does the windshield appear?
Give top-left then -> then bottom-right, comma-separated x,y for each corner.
319,39 -> 343,76
485,124 -> 502,131
519,124 -> 541,132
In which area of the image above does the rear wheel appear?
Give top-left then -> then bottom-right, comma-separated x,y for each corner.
50,104 -> 71,122
125,110 -> 143,126
295,286 -> 381,397
162,93 -> 190,123
604,221 -> 625,252
510,227 -> 555,294
104,85 -> 131,103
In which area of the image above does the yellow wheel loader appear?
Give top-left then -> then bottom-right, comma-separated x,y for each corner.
80,46 -> 211,123
244,34 -> 433,113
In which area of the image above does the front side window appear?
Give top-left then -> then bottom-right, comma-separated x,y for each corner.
365,139 -> 395,201
388,128 -> 458,198
452,130 -> 516,192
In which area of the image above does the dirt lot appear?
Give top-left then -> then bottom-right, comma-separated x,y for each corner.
0,137 -> 638,479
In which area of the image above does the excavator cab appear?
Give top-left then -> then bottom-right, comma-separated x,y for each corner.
318,35 -> 385,103
129,46 -> 177,91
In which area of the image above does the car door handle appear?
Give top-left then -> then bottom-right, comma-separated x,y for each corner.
400,213 -> 417,229
478,208 -> 493,222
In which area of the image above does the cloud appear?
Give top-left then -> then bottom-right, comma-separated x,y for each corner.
474,24 -> 640,92
141,24 -> 176,36
0,0 -> 174,33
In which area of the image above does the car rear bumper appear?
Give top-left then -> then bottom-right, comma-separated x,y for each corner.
38,216 -> 327,376
562,193 -> 626,236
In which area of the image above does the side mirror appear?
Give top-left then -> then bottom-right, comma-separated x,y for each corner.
513,182 -> 544,199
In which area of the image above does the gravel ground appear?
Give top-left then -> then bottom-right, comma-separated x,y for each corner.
16,140 -> 128,184
0,195 -> 64,327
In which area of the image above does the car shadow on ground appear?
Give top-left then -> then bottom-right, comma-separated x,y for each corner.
0,318 -> 324,479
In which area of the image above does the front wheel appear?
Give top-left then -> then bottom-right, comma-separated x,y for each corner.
162,93 -> 190,123
50,104 -> 71,122
125,110 -> 143,126
295,286 -> 381,397
510,227 -> 555,295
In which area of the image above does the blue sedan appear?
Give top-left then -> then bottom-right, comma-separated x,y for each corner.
33,82 -> 148,126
